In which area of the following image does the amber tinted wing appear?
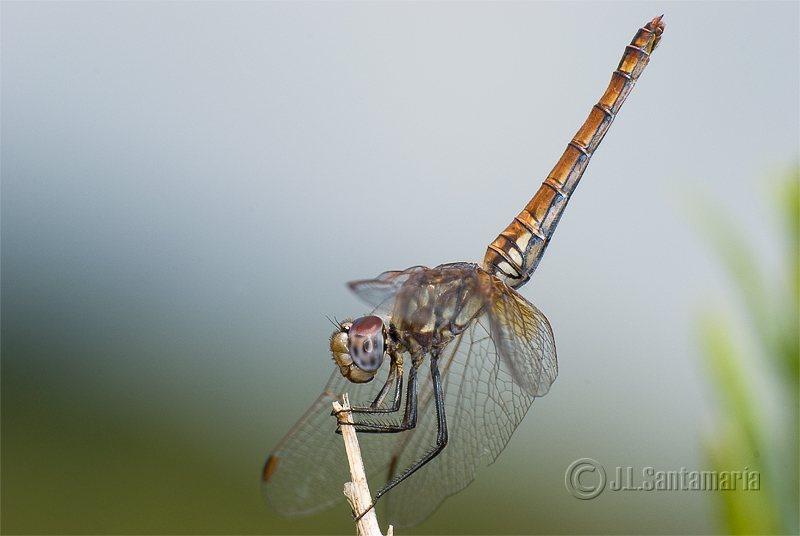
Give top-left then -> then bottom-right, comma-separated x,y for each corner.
488,281 -> 557,396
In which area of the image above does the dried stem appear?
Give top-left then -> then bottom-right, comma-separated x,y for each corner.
333,394 -> 393,536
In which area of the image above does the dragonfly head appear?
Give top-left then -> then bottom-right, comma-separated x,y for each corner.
330,316 -> 387,383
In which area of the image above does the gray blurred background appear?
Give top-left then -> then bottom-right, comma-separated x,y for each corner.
2,1 -> 797,534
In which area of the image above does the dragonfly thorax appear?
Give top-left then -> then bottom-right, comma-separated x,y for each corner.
330,315 -> 387,383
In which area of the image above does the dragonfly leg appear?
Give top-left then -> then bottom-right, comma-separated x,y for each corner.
369,350 -> 448,504
332,355 -> 405,437
336,357 -> 420,434
333,373 -> 405,435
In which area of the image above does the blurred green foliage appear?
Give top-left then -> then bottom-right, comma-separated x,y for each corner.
694,164 -> 799,534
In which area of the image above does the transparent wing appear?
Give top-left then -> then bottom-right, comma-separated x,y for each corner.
263,363 -> 402,516
382,288 -> 557,528
262,368 -> 354,516
347,266 -> 428,314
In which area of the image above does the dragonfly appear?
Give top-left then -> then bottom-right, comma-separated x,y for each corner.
263,16 -> 664,529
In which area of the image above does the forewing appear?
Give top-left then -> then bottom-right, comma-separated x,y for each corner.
347,266 -> 428,314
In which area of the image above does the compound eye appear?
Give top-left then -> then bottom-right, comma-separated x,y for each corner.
348,316 -> 385,372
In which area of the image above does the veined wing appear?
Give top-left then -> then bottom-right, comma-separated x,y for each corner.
263,368 -> 356,516
488,280 -> 557,396
347,266 -> 429,315
380,287 -> 557,528
263,362 -> 401,516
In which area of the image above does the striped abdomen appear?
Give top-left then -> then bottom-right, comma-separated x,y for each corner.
482,16 -> 664,289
